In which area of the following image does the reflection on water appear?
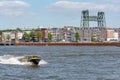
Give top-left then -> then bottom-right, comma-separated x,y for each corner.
0,46 -> 120,80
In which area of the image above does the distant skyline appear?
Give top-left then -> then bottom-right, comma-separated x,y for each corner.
0,0 -> 120,29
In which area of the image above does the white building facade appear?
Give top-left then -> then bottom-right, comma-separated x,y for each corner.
106,29 -> 119,42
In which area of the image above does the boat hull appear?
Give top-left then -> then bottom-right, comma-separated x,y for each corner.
20,55 -> 41,65
29,59 -> 40,65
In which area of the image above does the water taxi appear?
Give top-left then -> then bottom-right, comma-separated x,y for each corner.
19,55 -> 41,65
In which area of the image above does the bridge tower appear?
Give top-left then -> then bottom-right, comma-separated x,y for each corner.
98,12 -> 106,27
80,10 -> 106,41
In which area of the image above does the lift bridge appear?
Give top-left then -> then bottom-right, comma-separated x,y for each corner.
80,10 -> 106,41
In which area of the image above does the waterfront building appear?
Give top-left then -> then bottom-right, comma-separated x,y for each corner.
2,31 -> 24,43
50,28 -> 60,42
59,26 -> 77,42
79,27 -> 107,42
114,28 -> 120,41
34,28 -> 48,42
11,31 -> 23,40
106,29 -> 119,42
1,26 -> 120,43
41,28 -> 51,42
2,32 -> 11,42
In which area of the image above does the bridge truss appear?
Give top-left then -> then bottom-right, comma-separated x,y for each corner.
80,10 -> 106,41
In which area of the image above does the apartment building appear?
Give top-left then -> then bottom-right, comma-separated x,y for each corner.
80,27 -> 107,42
50,28 -> 60,42
59,26 -> 77,42
106,29 -> 119,41
2,31 -> 23,42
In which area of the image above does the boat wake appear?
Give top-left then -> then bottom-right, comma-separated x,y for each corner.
0,55 -> 48,65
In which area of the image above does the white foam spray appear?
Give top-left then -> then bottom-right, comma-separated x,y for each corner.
0,55 -> 48,65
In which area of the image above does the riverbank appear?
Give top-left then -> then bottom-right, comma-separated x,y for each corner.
0,42 -> 14,45
15,42 -> 120,46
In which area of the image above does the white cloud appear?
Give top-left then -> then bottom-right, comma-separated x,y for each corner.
0,1 -> 29,7
104,0 -> 120,3
0,1 -> 30,16
49,1 -> 120,12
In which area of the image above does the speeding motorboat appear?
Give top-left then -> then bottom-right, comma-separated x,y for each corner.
19,55 -> 41,65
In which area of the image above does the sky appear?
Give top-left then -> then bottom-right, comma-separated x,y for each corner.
0,0 -> 120,29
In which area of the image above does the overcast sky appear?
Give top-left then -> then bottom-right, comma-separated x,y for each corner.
0,0 -> 120,29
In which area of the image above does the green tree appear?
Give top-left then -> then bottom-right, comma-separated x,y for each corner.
97,35 -> 101,42
91,36 -> 96,42
6,34 -> 11,41
37,31 -> 42,42
36,27 -> 41,31
16,28 -> 22,32
75,32 -> 80,42
23,32 -> 30,42
48,33 -> 52,42
0,35 -> 2,41
23,32 -> 26,39
30,31 -> 34,40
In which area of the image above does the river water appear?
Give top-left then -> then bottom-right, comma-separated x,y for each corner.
0,46 -> 120,80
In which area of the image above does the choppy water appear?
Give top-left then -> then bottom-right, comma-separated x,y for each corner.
0,46 -> 120,80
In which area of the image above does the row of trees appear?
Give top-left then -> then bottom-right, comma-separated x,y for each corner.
0,31 -> 102,42
23,31 -> 80,42
22,31 -> 53,42
0,32 -> 81,42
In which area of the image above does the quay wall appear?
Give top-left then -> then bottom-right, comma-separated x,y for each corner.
15,42 -> 120,46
